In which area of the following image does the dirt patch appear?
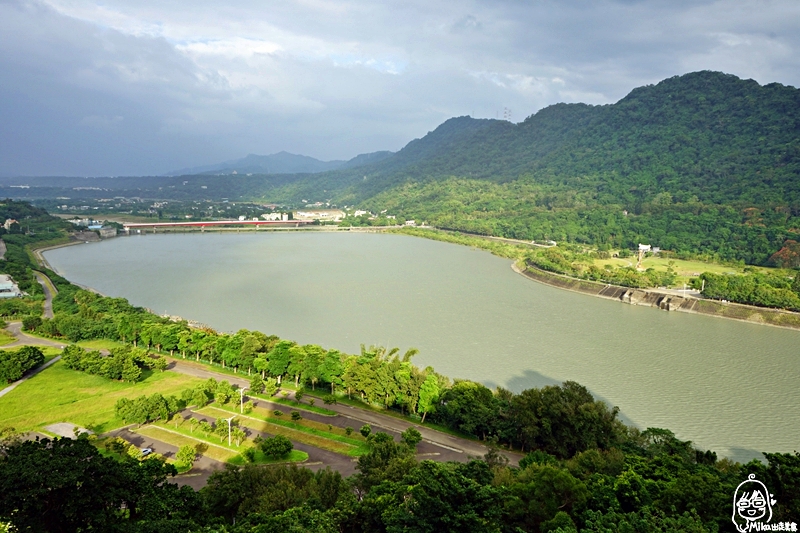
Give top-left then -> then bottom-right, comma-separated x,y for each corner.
43,422 -> 93,439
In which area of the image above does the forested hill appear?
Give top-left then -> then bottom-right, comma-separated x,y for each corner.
2,71 -> 799,263
321,71 -> 800,205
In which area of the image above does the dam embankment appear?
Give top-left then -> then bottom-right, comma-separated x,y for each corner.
514,262 -> 800,330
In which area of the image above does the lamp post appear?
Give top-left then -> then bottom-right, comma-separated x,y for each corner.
224,416 -> 235,447
239,387 -> 248,414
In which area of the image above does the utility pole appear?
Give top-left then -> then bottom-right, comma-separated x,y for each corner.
224,416 -> 235,447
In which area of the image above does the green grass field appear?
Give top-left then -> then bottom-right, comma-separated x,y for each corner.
76,339 -> 127,351
594,255 -> 744,279
0,329 -> 17,346
260,395 -> 337,416
0,360 -> 203,434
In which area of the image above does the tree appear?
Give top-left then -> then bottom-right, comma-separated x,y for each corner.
21,316 -> 41,332
0,437 -> 199,531
153,356 -> 168,372
121,359 -> 142,383
231,427 -> 247,447
259,435 -> 293,459
417,372 -> 440,423
176,445 -> 196,469
291,411 -> 302,422
401,427 -> 423,450
249,374 -> 265,394
360,424 -> 372,438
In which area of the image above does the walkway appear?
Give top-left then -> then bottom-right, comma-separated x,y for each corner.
34,271 -> 57,319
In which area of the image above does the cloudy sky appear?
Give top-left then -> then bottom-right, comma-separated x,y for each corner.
1,0 -> 798,176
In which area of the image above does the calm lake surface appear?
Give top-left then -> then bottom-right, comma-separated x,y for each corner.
45,232 -> 800,461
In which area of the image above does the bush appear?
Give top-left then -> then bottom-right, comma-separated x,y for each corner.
0,345 -> 44,383
360,424 -> 372,438
290,411 -> 301,422
322,394 -> 337,405
21,315 -> 41,332
259,435 -> 293,459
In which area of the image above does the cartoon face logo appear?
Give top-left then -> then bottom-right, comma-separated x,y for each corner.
732,474 -> 776,532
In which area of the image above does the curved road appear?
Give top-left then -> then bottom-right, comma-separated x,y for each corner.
34,271 -> 57,319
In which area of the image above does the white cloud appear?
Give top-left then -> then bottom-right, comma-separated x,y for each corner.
1,0 -> 799,175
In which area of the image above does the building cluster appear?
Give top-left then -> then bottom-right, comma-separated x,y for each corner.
260,213 -> 290,221
294,210 -> 345,221
0,274 -> 21,299
69,218 -> 117,238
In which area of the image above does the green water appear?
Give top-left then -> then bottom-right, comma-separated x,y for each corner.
45,231 -> 800,461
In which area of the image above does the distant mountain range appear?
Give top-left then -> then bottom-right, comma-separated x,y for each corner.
2,71 -> 799,265
165,150 -> 394,176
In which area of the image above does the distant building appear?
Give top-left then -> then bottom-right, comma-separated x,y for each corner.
3,219 -> 17,231
404,220 -> 416,226
98,226 -> 117,238
0,274 -> 21,298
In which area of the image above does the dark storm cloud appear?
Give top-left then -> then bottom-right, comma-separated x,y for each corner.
1,0 -> 798,176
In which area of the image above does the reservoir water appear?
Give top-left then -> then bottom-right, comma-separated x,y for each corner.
45,232 -> 800,462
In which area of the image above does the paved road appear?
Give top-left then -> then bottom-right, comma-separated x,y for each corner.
188,409 -> 359,477
168,359 -> 521,466
108,427 -> 225,490
3,321 -> 66,349
33,271 -> 57,319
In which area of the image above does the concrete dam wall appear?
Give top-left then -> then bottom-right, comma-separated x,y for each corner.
514,263 -> 800,330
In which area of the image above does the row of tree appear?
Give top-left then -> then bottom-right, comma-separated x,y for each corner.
4,427 -> 799,532
61,344 -> 166,382
0,345 -> 43,383
697,270 -> 800,311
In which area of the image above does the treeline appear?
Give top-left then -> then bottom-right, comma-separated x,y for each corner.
0,345 -> 44,383
3,429 -> 800,532
114,378 -> 244,425
62,344 -> 167,383
697,270 -> 800,311
527,245 -> 677,289
33,288 -> 449,421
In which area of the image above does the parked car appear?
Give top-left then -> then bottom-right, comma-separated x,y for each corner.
140,448 -> 153,457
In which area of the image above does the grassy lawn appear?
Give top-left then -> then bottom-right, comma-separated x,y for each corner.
76,339 -> 127,351
593,256 -> 746,283
228,450 -> 308,466
199,405 -> 367,456
0,329 -> 16,346
140,421 -> 309,465
0,360 -> 204,434
135,425 -> 239,463
258,394 -> 337,416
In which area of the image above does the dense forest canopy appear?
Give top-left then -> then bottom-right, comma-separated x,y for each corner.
3,71 -> 799,265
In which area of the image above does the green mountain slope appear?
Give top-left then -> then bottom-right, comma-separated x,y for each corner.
2,71 -> 798,264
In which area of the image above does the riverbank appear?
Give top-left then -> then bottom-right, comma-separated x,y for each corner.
513,262 -> 800,330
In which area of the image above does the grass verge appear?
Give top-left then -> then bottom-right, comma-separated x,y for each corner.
0,360 -> 204,433
139,422 -> 309,465
257,394 -> 337,416
199,405 -> 367,457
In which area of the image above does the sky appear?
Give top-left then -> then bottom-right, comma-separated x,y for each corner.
1,0 -> 799,177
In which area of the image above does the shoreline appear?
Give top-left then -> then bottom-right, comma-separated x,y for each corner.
36,228 -> 800,332
512,262 -> 800,331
